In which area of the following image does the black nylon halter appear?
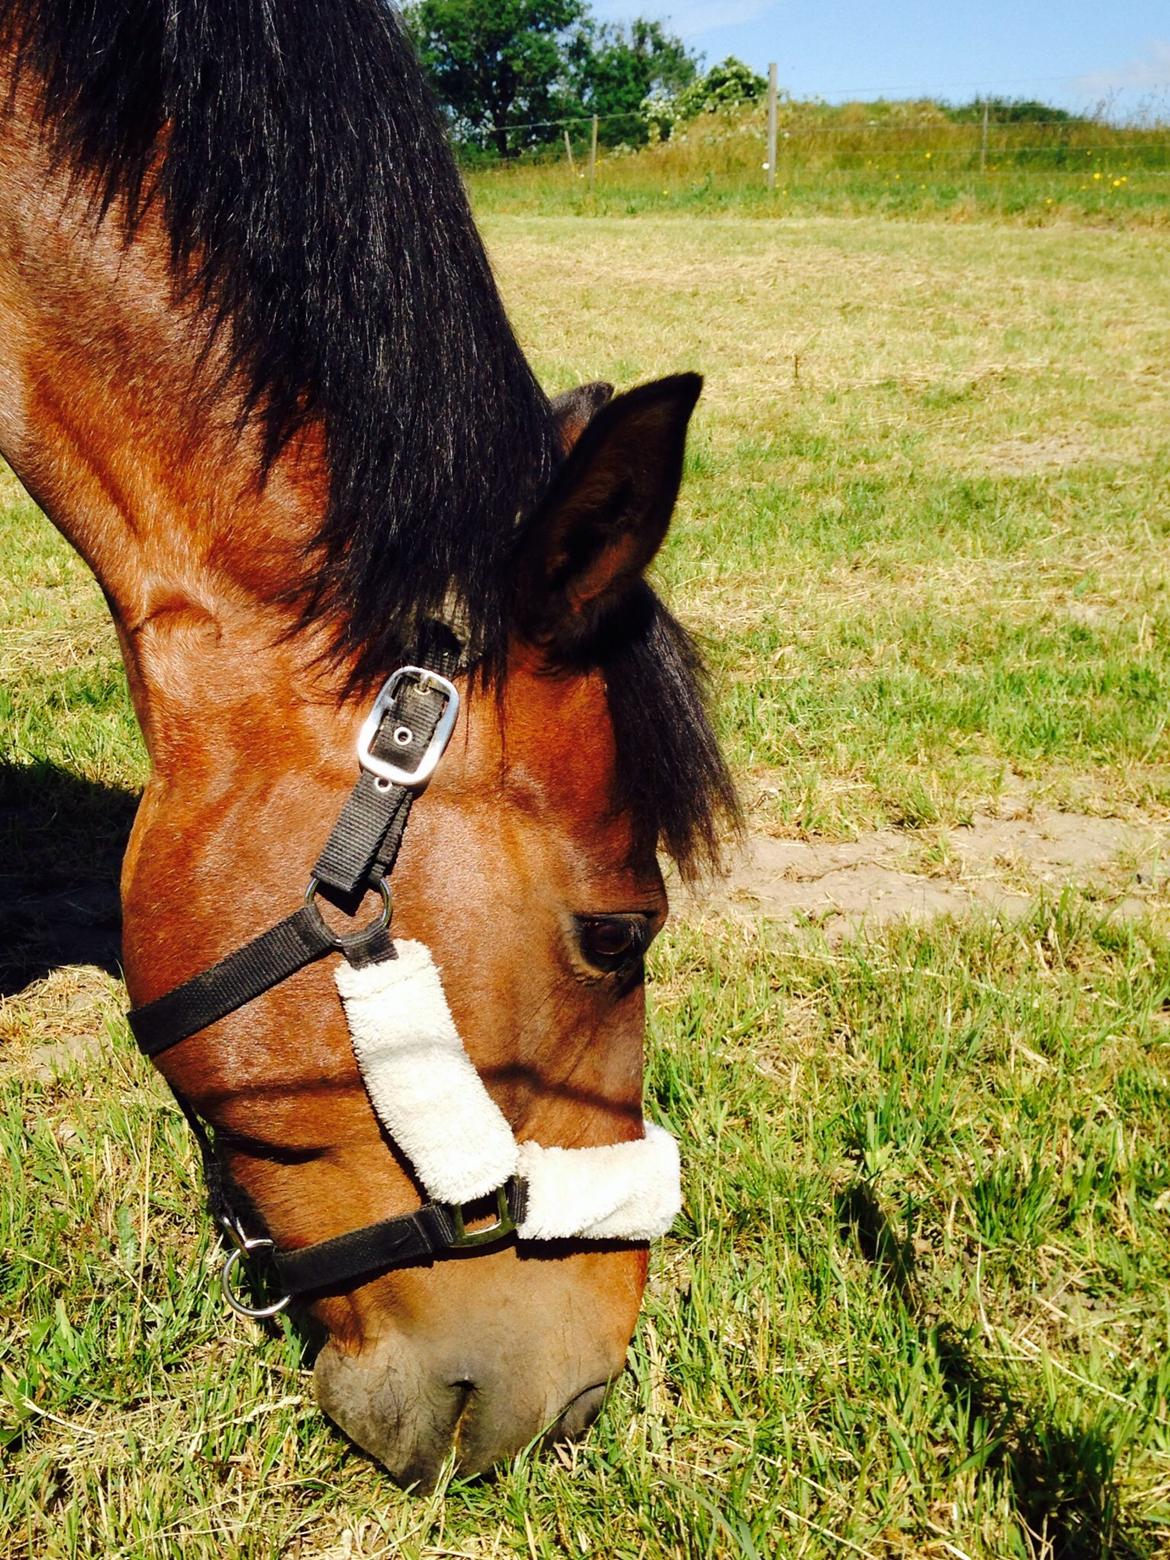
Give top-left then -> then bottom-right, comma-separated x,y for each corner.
127,639 -> 527,1308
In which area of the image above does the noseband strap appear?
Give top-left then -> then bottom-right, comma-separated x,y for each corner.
271,1180 -> 530,1298
129,904 -> 339,1057
126,649 -> 681,1311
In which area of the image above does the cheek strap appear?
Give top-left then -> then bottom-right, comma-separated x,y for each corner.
335,944 -> 681,1243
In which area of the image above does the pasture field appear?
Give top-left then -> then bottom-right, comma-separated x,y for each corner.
2,212 -> 1170,1557
468,106 -> 1170,227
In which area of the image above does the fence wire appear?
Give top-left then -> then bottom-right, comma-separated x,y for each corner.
452,110 -> 1170,189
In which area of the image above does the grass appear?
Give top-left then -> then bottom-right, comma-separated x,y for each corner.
4,914 -> 1169,1555
3,209 -> 1170,1555
468,104 -> 1170,227
490,213 -> 1170,836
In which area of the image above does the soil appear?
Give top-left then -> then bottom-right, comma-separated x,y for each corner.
696,808 -> 1170,931
3,802 -> 1167,1044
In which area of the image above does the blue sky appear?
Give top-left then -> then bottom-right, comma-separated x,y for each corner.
591,1 -> 1170,116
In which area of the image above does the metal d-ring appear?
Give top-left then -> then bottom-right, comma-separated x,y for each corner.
303,876 -> 392,951
221,1237 -> 293,1320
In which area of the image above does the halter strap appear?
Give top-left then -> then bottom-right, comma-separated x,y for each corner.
272,1180 -> 529,1296
129,905 -> 339,1057
125,641 -> 680,1314
128,660 -> 455,1057
126,654 -> 499,1303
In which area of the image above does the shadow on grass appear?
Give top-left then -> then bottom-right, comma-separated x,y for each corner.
838,1179 -> 1151,1559
0,761 -> 137,995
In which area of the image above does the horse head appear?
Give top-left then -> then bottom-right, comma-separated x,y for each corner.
0,0 -> 736,1486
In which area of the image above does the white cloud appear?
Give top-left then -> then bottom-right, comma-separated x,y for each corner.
588,0 -> 777,40
1077,38 -> 1170,95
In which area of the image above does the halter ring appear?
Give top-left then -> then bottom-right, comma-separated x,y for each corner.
221,1238 -> 293,1320
303,877 -> 392,951
447,1183 -> 518,1249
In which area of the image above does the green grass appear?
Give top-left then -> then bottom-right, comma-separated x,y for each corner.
489,213 -> 1170,835
468,105 -> 1170,227
4,913 -> 1169,1554
3,210 -> 1170,1555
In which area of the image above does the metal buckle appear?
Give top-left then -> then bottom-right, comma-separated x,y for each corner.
357,666 -> 460,790
447,1184 -> 517,1249
221,1236 -> 293,1320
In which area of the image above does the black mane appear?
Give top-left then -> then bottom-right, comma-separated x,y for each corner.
2,0 -> 737,872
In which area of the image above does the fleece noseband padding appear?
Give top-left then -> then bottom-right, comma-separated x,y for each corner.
335,943 -> 681,1243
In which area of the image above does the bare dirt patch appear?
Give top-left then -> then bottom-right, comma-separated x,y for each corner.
0,963 -> 120,1080
978,433 -> 1102,475
697,808 -> 1170,930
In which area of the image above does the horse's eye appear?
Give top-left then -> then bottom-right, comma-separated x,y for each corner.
574,915 -> 651,974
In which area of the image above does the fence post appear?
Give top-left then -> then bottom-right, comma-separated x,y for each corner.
589,115 -> 599,189
767,63 -> 778,191
980,99 -> 990,172
564,128 -> 576,175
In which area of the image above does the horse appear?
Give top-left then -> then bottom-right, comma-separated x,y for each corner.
0,0 -> 736,1486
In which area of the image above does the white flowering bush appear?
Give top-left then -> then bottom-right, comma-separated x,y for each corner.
643,56 -> 768,140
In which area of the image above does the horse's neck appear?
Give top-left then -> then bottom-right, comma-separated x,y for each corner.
0,105 -> 337,766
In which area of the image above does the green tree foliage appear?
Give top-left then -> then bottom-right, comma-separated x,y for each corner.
644,56 -> 768,139
403,0 -> 587,156
945,96 -> 1083,125
402,0 -> 698,155
672,56 -> 768,118
572,19 -> 697,145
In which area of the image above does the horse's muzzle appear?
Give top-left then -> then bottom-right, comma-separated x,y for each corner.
314,1329 -> 618,1488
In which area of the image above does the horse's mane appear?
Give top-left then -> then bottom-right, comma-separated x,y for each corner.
1,0 -> 737,872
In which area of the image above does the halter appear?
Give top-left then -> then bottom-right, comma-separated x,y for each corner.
127,643 -> 680,1318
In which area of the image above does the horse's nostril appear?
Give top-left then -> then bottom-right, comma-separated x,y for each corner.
450,1379 -> 477,1418
549,1382 -> 609,1444
449,1379 -> 476,1446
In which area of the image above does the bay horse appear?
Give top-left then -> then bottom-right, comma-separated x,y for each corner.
0,0 -> 736,1486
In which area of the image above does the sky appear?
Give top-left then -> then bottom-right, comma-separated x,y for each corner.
590,0 -> 1170,117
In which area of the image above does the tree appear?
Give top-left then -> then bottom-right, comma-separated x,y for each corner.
403,0 -> 700,156
403,0 -> 586,157
674,57 -> 767,118
572,19 -> 697,144
945,96 -> 1082,125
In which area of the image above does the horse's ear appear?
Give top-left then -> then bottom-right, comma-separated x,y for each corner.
515,373 -> 702,654
550,381 -> 615,453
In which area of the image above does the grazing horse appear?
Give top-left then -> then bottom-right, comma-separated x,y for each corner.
0,0 -> 736,1485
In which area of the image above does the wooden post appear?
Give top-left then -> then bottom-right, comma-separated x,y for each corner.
980,99 -> 990,172
564,127 -> 576,174
767,64 -> 779,191
589,114 -> 599,189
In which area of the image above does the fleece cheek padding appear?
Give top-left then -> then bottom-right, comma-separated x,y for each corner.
335,942 -> 518,1206
516,1123 -> 681,1241
337,942 -> 682,1243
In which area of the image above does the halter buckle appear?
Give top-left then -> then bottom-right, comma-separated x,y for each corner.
447,1183 -> 517,1249
357,666 -> 460,789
